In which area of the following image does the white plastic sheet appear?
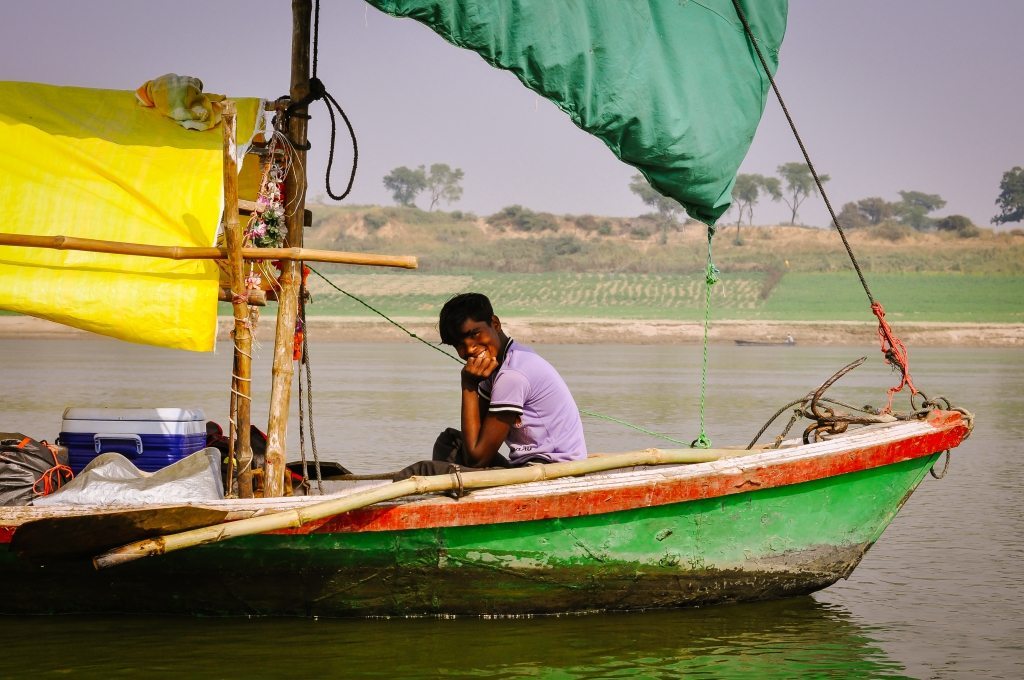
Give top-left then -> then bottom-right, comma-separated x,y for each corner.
33,447 -> 223,506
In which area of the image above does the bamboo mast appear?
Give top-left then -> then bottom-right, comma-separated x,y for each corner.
264,0 -> 312,497
221,101 -> 254,499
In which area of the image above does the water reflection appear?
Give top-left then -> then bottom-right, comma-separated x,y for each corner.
0,598 -> 909,679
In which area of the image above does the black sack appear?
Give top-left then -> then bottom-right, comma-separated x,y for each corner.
0,432 -> 73,506
206,421 -> 268,471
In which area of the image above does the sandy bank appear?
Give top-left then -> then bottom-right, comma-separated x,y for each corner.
1,316 -> 1021,347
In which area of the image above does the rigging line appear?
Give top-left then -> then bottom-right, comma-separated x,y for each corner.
297,354 -> 308,490
299,280 -> 324,494
692,234 -> 719,449
306,265 -> 691,446
578,409 -> 690,446
731,0 -> 918,411
312,0 -> 320,78
308,265 -> 462,363
729,0 -> 874,306
297,292 -> 310,493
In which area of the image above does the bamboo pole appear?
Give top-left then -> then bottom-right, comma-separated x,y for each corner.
221,102 -> 254,499
0,233 -> 417,269
264,0 -> 312,498
93,447 -> 746,569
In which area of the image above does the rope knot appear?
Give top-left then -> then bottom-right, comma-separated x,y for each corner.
870,301 -> 918,413
283,77 -> 327,120
32,443 -> 73,497
277,74 -> 358,201
705,262 -> 720,286
307,76 -> 327,101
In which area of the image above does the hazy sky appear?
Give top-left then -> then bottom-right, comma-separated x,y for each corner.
2,1 -> 1021,227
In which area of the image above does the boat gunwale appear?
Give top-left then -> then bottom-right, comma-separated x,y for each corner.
0,410 -> 968,537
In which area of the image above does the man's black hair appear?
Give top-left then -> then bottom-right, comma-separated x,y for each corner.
439,293 -> 494,345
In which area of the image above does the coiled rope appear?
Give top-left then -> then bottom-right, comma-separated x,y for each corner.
281,0 -> 359,201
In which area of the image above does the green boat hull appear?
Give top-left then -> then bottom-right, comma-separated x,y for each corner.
0,454 -> 937,617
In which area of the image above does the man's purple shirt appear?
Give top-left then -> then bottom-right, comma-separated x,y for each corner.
478,340 -> 587,465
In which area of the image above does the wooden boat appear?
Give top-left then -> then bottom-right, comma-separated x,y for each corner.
0,1 -> 973,617
0,410 -> 970,616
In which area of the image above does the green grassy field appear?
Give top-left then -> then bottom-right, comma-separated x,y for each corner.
279,270 -> 1024,323
10,205 -> 1018,325
756,272 -> 1024,322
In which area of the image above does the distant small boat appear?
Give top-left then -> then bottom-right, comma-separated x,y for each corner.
735,336 -> 796,347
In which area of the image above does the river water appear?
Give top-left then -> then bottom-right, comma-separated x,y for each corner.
0,337 -> 1021,678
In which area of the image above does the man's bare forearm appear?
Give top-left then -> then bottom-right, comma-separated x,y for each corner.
460,379 -> 485,464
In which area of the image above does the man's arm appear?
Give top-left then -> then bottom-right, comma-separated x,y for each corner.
460,354 -> 514,466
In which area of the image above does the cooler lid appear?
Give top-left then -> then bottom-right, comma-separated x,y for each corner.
61,407 -> 206,423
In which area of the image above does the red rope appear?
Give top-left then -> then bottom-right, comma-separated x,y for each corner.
871,302 -> 918,413
32,443 -> 74,497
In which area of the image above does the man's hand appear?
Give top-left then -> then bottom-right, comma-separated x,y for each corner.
461,351 -> 498,387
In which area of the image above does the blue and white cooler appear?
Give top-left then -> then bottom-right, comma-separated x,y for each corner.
58,407 -> 207,473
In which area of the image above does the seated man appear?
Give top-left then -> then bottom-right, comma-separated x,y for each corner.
395,292 -> 587,479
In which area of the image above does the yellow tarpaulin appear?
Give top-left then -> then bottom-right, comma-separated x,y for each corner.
0,81 -> 262,351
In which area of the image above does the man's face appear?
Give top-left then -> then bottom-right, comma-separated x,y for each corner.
453,316 -> 504,362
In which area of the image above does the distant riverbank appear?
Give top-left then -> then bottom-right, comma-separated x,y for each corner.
3,316 -> 1021,347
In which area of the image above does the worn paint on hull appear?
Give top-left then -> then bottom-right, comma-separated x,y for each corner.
0,454 -> 938,616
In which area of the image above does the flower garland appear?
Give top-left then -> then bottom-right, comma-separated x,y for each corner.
247,160 -> 288,249
241,155 -> 289,298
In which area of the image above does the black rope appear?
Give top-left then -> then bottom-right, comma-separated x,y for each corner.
296,333 -> 309,490
281,0 -> 359,201
747,394 -> 888,448
730,0 -> 874,306
296,276 -> 324,494
319,86 -> 359,201
929,449 -> 951,479
308,265 -> 463,363
303,308 -> 324,494
311,0 -> 320,77
308,265 -> 709,447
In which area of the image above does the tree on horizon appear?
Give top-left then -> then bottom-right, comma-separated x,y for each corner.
383,165 -> 427,207
425,163 -> 465,211
731,173 -> 782,243
895,190 -> 946,230
629,173 -> 684,244
993,166 -> 1024,225
777,162 -> 829,225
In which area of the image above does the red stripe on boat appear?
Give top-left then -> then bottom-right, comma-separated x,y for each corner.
286,411 -> 968,535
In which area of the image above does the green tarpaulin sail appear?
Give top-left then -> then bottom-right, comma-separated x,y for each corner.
365,0 -> 788,225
